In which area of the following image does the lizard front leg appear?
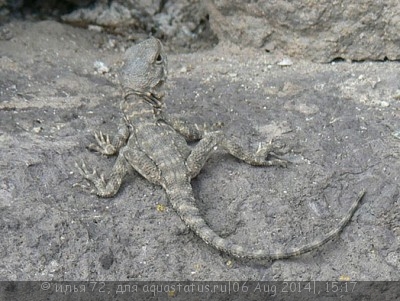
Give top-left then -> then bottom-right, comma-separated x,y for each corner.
75,144 -> 162,197
161,113 -> 223,141
88,120 -> 129,156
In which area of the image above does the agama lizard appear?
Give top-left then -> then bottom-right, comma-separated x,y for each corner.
76,38 -> 365,260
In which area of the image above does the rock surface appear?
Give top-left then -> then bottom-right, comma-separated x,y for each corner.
0,20 -> 399,282
62,0 -> 216,51
2,1 -> 400,61
60,0 -> 400,62
206,0 -> 400,62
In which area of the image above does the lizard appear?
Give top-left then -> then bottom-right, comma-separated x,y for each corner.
75,38 -> 365,260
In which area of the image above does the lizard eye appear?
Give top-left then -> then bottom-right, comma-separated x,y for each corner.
155,54 -> 163,64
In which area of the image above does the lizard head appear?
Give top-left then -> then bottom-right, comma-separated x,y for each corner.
119,38 -> 167,107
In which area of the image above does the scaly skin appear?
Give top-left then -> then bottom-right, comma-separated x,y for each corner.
76,38 -> 365,259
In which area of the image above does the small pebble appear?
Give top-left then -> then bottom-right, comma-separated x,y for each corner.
94,61 -> 110,74
277,58 -> 293,66
88,25 -> 103,32
32,127 -> 42,133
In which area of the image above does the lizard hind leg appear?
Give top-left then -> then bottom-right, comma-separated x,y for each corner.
75,154 -> 130,198
220,138 -> 289,167
186,131 -> 288,179
121,147 -> 162,185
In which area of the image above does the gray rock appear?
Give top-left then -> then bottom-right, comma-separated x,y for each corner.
205,0 -> 400,62
1,20 -> 399,281
62,0 -> 215,51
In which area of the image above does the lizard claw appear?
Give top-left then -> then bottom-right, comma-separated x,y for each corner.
73,170 -> 93,193
74,160 -> 105,195
77,160 -> 100,181
72,181 -> 90,190
255,142 -> 290,168
268,157 -> 290,168
95,131 -> 111,145
75,160 -> 86,176
204,121 -> 224,133
87,131 -> 117,155
74,159 -> 116,197
256,140 -> 287,155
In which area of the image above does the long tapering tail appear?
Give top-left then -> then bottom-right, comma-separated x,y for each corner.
166,187 -> 365,260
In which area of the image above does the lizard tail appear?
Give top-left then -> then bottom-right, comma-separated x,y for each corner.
166,188 -> 365,260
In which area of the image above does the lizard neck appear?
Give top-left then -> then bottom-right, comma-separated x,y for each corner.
123,87 -> 163,108
121,93 -> 162,123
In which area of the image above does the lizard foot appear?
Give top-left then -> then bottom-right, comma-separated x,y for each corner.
203,121 -> 224,134
254,141 -> 290,167
87,131 -> 117,155
74,160 -> 107,195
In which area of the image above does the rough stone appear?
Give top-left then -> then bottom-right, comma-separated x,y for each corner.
0,20 -> 399,281
62,0 -> 215,51
205,0 -> 400,62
